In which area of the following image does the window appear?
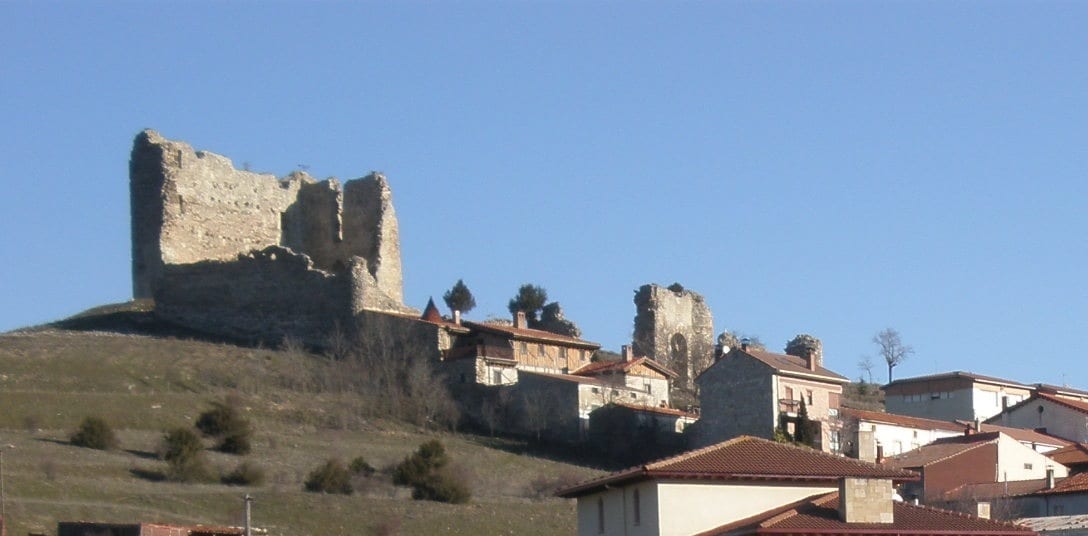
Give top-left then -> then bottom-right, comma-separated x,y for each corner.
597,497 -> 605,533
537,343 -> 546,357
830,431 -> 841,453
559,347 -> 568,360
1024,463 -> 1034,470
785,387 -> 795,400
592,387 -> 600,394
581,350 -> 587,361
519,341 -> 528,355
633,489 -> 641,526
806,390 -> 814,405
644,382 -> 652,394
492,369 -> 503,385
630,392 -> 637,399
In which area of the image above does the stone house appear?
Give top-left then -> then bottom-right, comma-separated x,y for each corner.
58,522 -> 245,536
883,431 -> 1070,504
989,393 -> 1088,444
558,435 -> 945,536
569,345 -> 675,406
691,344 -> 849,452
884,371 -> 1035,422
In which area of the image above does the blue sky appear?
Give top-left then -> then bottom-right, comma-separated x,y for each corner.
2,2 -> 1086,388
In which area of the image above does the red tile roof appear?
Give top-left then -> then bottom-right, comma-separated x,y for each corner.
883,371 -> 1032,390
840,408 -> 965,433
970,422 -> 1072,448
883,433 -> 1000,470
1046,443 -> 1088,467
610,401 -> 698,418
942,478 -> 1066,502
519,370 -> 608,386
420,298 -> 442,322
557,436 -> 917,497
742,349 -> 850,383
1032,471 -> 1088,496
572,356 -> 677,379
1033,392 -> 1088,416
699,491 -> 1036,535
462,320 -> 600,349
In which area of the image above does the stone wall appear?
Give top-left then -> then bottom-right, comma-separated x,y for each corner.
130,130 -> 409,343
691,351 -> 775,448
632,284 -> 714,392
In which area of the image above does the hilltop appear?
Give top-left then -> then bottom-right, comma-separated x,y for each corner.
0,304 -> 600,535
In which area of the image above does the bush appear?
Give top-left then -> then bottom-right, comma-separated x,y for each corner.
350,456 -> 375,477
196,398 -> 253,454
305,458 -> 353,495
70,416 -> 119,450
161,427 -> 213,483
393,440 -> 470,503
222,461 -> 266,486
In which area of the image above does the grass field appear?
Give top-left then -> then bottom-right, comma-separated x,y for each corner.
0,313 -> 601,535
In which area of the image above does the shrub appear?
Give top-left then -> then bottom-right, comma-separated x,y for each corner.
393,440 -> 470,503
222,461 -> 266,486
70,416 -> 119,450
304,458 -> 353,495
196,397 -> 253,454
161,427 -> 213,483
349,456 -> 375,477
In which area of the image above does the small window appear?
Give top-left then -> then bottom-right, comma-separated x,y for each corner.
519,341 -> 528,355
1024,463 -> 1033,470
630,392 -> 637,399
592,387 -> 600,394
492,369 -> 503,385
559,347 -> 568,360
644,382 -> 652,393
537,343 -> 546,357
581,350 -> 587,361
806,390 -> 814,405
633,489 -> 641,526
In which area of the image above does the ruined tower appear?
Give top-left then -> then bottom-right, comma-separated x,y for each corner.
632,283 -> 714,392
130,130 -> 409,343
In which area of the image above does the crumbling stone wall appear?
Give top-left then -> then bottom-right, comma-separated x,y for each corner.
130,130 -> 409,343
632,284 -> 714,392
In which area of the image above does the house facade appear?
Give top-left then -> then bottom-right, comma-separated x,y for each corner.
884,371 -> 1033,422
692,345 -> 848,452
557,436 -> 918,536
989,393 -> 1088,444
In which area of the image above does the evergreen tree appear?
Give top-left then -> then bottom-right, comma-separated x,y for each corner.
507,284 -> 548,324
442,279 -> 476,314
794,399 -> 814,447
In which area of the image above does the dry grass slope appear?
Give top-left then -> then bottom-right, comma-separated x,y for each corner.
0,306 -> 600,535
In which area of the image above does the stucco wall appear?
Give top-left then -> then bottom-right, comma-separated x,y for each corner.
995,398 -> 1088,443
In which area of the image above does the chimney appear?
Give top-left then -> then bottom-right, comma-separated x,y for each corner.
976,502 -> 991,519
1047,468 -> 1055,490
514,311 -> 528,329
974,418 -> 982,433
741,337 -> 751,351
621,345 -> 634,362
805,348 -> 818,371
839,478 -> 894,524
876,444 -> 885,464
453,310 -> 461,325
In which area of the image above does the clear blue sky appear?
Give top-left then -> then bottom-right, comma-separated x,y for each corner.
2,2 -> 1086,388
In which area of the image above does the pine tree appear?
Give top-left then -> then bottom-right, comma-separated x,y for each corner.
442,279 -> 476,314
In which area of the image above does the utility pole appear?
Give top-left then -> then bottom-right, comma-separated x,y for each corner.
243,494 -> 253,536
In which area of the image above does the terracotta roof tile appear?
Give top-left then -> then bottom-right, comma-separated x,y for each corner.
1034,392 -> 1088,415
942,478 -> 1065,502
572,356 -> 677,379
743,349 -> 850,383
840,408 -> 966,433
1033,471 -> 1088,496
700,491 -> 1036,535
971,422 -> 1072,448
883,370 -> 1032,390
462,320 -> 600,349
883,433 -> 999,470
420,298 -> 442,322
557,436 -> 917,497
1046,443 -> 1088,466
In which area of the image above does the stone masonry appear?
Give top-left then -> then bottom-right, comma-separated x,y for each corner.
130,130 -> 411,344
632,283 -> 714,392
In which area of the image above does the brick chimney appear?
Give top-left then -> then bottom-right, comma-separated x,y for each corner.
622,345 -> 634,362
514,311 -> 528,329
839,478 -> 894,524
805,348 -> 818,371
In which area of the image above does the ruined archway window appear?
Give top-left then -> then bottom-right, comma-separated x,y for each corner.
669,333 -> 688,364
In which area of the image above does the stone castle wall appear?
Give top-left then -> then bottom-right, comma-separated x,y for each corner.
632,284 -> 714,392
130,130 -> 409,343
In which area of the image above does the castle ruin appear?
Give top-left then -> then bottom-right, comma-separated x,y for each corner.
130,130 -> 411,344
632,284 -> 714,393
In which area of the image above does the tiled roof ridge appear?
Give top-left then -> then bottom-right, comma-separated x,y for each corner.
644,435 -> 754,470
888,436 -> 998,468
744,348 -> 850,382
1033,471 -> 1088,496
1036,391 -> 1088,415
841,407 -> 965,432
461,320 -> 600,347
883,370 -> 1032,389
610,401 -> 697,418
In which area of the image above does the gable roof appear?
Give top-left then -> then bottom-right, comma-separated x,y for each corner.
884,371 -> 1031,391
557,436 -> 917,497
699,491 -> 1036,535
462,320 -> 600,349
967,422 -> 1072,448
572,356 -> 677,379
883,432 -> 1001,470
719,348 -> 850,384
1046,442 -> 1088,467
840,408 -> 966,433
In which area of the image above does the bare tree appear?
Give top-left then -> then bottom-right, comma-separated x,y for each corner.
873,328 -> 913,382
857,355 -> 875,383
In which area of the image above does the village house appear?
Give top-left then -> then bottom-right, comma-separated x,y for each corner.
884,371 -> 1034,422
58,522 -> 247,536
989,393 -> 1088,444
883,431 -> 1070,504
691,344 -> 848,452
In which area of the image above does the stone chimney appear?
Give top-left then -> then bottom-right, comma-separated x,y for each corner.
453,310 -> 461,325
514,311 -> 528,329
805,348 -> 818,371
839,478 -> 894,524
622,345 -> 634,362
857,430 -> 877,463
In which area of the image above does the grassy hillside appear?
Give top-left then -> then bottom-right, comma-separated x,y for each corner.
0,310 -> 601,535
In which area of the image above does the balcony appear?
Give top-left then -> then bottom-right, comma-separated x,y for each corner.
779,398 -> 800,414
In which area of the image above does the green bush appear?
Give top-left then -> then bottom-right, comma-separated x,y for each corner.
70,416 -> 119,450
393,440 -> 470,503
222,461 -> 266,486
350,456 -> 375,477
196,398 -> 253,454
304,458 -> 353,495
161,427 -> 213,482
